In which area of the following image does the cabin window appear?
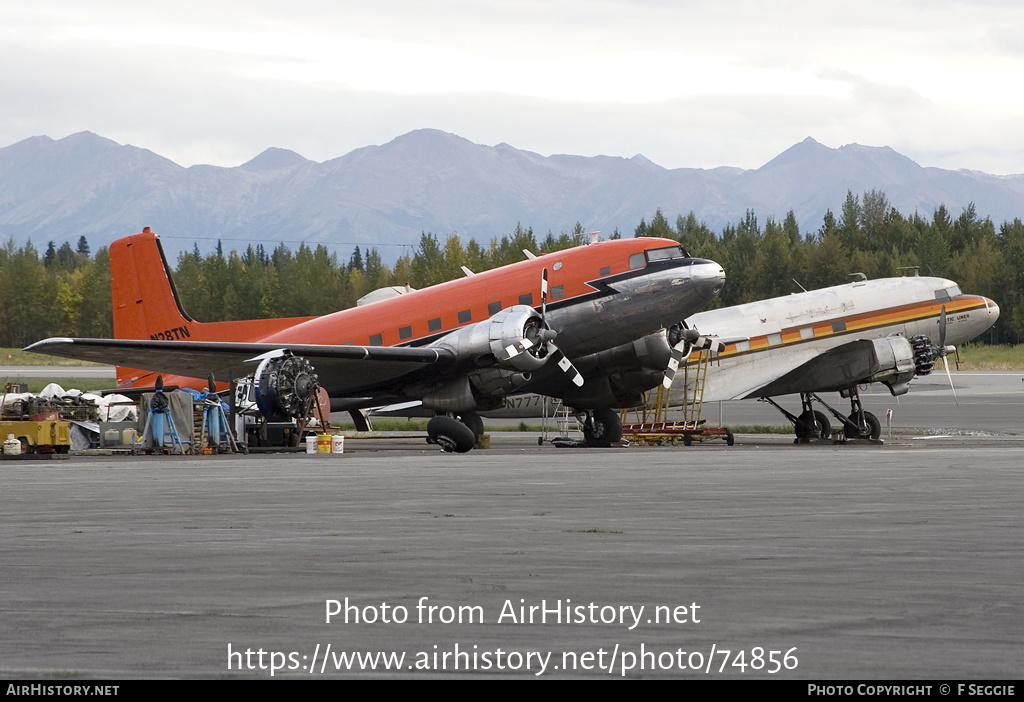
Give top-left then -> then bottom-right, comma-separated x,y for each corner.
428,317 -> 442,332
519,293 -> 533,306
369,333 -> 383,346
458,309 -> 472,324
799,327 -> 814,340
735,340 -> 751,352
488,301 -> 502,315
399,326 -> 412,340
628,253 -> 645,270
550,285 -> 565,300
600,266 -> 611,276
767,333 -> 782,346
832,321 -> 847,333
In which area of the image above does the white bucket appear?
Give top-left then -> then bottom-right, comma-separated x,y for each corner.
305,434 -> 318,454
331,435 -> 344,453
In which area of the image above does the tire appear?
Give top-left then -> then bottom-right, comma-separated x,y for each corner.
844,411 -> 881,440
796,410 -> 831,439
457,411 -> 485,439
427,416 -> 476,453
583,408 -> 622,447
725,429 -> 735,446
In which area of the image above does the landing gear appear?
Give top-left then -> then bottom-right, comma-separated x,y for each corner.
456,411 -> 485,441
844,410 -> 881,440
582,407 -> 622,447
796,409 -> 831,440
426,416 -> 476,453
761,388 -> 882,443
840,386 -> 882,441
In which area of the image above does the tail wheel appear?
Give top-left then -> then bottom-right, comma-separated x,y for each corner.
583,408 -> 622,447
844,411 -> 881,440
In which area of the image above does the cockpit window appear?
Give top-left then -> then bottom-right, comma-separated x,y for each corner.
645,245 -> 687,262
628,253 -> 645,270
935,285 -> 961,303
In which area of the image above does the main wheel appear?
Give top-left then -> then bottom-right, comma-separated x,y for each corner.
583,408 -> 622,447
457,411 -> 485,439
427,416 -> 476,453
844,411 -> 881,440
796,410 -> 831,439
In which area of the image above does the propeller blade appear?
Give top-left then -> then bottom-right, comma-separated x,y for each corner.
535,267 -> 582,385
663,324 -> 723,388
662,344 -> 692,388
941,354 -> 959,406
541,268 -> 548,320
939,305 -> 947,349
546,342 -> 584,387
502,337 -> 535,361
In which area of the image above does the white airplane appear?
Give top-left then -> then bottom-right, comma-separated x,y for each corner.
667,274 -> 1000,440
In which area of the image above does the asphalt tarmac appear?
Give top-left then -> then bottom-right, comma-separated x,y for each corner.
1,371 -> 1021,679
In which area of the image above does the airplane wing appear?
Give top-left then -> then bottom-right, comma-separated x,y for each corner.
738,339 -> 883,399
25,337 -> 456,396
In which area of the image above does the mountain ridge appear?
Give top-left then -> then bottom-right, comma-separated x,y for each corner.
2,129 -> 1022,261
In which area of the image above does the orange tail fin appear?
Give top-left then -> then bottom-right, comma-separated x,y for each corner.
111,227 -> 196,341
110,228 -> 313,342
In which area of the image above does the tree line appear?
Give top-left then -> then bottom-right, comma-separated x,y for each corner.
1,190 -> 1021,348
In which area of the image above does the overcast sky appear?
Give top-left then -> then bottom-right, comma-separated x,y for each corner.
3,1 -> 1024,174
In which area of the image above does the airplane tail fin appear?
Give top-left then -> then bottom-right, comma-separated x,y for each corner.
110,228 -> 314,343
111,228 -> 197,341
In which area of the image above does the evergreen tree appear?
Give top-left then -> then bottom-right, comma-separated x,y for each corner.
349,246 -> 364,273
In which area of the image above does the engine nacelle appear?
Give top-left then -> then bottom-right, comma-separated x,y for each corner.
253,353 -> 319,418
868,336 -> 917,396
421,368 -> 533,412
572,329 -> 674,377
431,305 -> 551,373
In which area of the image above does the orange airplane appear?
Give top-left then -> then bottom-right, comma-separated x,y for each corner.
28,228 -> 725,451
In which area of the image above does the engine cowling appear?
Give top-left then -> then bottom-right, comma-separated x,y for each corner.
868,336 -> 918,396
431,305 -> 552,373
253,353 -> 319,418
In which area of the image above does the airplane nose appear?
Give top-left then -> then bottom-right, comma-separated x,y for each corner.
987,298 -> 1001,323
691,259 -> 726,299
